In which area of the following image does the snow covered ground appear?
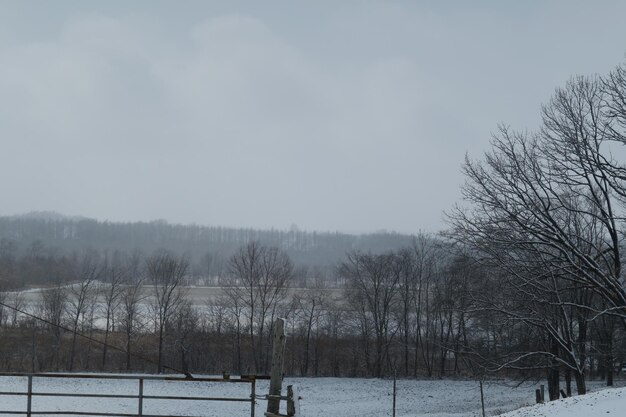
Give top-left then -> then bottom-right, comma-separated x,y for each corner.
294,378 -> 541,417
0,375 -> 621,416
500,386 -> 626,417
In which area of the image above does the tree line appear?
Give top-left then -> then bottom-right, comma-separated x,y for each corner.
446,58 -> 626,399
0,239 -> 473,378
0,213 -> 414,278
0,236 -> 624,390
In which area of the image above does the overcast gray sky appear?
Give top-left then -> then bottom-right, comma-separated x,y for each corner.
1,1 -> 625,234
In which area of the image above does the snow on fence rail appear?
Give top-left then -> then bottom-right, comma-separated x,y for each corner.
0,372 -> 271,417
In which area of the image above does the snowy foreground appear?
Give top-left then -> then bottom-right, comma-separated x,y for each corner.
0,375 -> 621,417
500,386 -> 626,417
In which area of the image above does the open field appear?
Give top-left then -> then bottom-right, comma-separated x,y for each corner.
13,285 -> 345,307
500,386 -> 626,417
0,375 -> 622,417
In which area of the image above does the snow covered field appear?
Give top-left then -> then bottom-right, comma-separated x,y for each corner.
0,375 -> 621,416
291,377 -> 543,417
0,375 -> 598,417
501,386 -> 626,417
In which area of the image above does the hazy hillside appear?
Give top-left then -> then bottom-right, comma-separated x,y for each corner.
0,212 -> 417,272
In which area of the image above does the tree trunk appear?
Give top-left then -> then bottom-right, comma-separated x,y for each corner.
606,337 -> 614,387
126,333 -> 132,371
575,369 -> 586,395
69,327 -> 78,371
304,319 -> 312,376
102,312 -> 111,369
157,324 -> 164,373
548,339 -> 560,401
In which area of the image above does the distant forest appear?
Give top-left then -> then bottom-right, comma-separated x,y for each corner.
0,211 -> 416,287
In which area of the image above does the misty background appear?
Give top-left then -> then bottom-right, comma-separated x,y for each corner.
1,2 -> 626,406
2,1 -> 626,233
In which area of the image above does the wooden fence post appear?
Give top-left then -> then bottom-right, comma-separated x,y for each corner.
286,384 -> 301,417
392,369 -> 397,417
267,318 -> 286,416
479,380 -> 485,417
27,375 -> 32,417
138,378 -> 144,417
287,385 -> 295,417
251,377 -> 256,417
535,389 -> 542,404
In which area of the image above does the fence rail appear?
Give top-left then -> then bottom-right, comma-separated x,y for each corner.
0,372 -> 271,417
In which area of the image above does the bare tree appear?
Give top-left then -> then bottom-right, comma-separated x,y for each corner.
172,300 -> 199,374
220,292 -> 245,373
447,71 -> 626,397
394,247 -> 416,376
67,248 -> 101,371
291,279 -> 327,376
39,284 -> 67,370
0,288 -> 7,327
0,238 -> 17,289
9,291 -> 25,328
119,251 -> 146,371
100,250 -> 126,369
204,298 -> 228,337
146,249 -> 189,373
340,251 -> 401,377
226,241 -> 293,373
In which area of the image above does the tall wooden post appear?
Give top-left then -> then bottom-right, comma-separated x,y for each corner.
479,380 -> 485,417
26,375 -> 32,417
535,389 -> 542,404
267,318 -> 286,416
251,377 -> 257,417
392,368 -> 397,417
138,378 -> 144,417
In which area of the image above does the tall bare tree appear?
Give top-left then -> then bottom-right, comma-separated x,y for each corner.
67,248 -> 101,371
340,251 -> 401,377
146,249 -> 189,373
100,250 -> 126,369
119,251 -> 146,371
39,284 -> 67,370
226,241 -> 292,373
291,279 -> 327,376
447,69 -> 626,397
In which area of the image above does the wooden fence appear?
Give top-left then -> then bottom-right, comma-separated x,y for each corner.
0,318 -> 298,417
0,372 -> 270,417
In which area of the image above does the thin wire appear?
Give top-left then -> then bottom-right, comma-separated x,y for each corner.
0,300 -> 190,377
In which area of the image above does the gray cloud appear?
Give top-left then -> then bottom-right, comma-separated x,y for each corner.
1,1 -> 625,233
